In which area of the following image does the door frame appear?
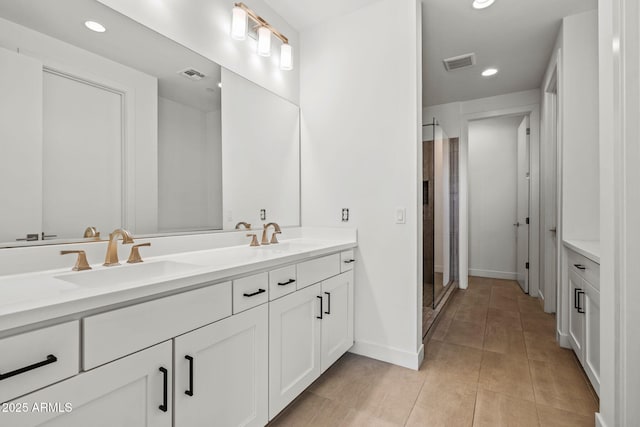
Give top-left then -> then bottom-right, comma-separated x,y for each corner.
459,103 -> 541,297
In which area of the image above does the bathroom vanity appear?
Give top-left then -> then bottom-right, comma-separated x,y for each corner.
0,233 -> 356,426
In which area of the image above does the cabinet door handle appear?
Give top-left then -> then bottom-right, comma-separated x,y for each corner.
243,289 -> 266,297
317,295 -> 323,319
159,367 -> 168,412
577,291 -> 585,314
343,259 -> 355,264
277,279 -> 296,286
185,355 -> 194,396
0,354 -> 57,381
574,288 -> 581,310
324,292 -> 331,315
574,264 -> 586,270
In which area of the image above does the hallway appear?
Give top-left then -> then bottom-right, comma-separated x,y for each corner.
270,277 -> 598,426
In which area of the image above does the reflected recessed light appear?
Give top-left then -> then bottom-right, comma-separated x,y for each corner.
473,0 -> 495,9
482,67 -> 499,77
218,82 -> 223,88
84,21 -> 106,33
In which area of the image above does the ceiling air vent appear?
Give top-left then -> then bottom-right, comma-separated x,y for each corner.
177,68 -> 206,81
443,53 -> 476,71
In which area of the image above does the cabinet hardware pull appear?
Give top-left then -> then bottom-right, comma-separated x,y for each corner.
0,354 -> 57,381
277,279 -> 296,286
185,356 -> 194,396
574,264 -> 586,270
574,288 -> 581,310
159,367 -> 168,412
243,289 -> 266,297
343,259 -> 355,264
317,295 -> 323,319
577,291 -> 585,314
324,292 -> 331,315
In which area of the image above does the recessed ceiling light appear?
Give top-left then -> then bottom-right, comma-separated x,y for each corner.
482,68 -> 499,77
84,21 -> 106,33
473,0 -> 496,9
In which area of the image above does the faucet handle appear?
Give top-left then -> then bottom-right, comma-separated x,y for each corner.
270,230 -> 282,244
247,233 -> 260,247
127,242 -> 151,264
61,250 -> 92,271
83,226 -> 100,239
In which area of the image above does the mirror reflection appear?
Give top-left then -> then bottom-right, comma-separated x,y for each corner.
0,0 -> 300,247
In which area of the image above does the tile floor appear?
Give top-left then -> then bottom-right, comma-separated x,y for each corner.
269,276 -> 598,427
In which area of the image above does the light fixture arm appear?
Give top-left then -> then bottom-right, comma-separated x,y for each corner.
234,2 -> 289,44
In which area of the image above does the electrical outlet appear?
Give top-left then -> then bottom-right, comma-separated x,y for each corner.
260,209 -> 266,221
341,208 -> 349,222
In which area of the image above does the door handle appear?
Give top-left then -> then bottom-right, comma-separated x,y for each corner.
0,354 -> 57,381
577,290 -> 585,314
243,289 -> 266,297
574,288 -> 581,310
159,367 -> 168,412
185,355 -> 194,397
324,292 -> 331,315
513,222 -> 520,227
16,233 -> 39,241
316,295 -> 323,319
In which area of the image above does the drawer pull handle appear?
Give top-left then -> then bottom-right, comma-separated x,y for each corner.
343,259 -> 356,264
577,290 -> 585,314
317,295 -> 323,319
243,289 -> 266,298
277,279 -> 296,286
185,356 -> 194,397
324,292 -> 331,315
0,354 -> 57,381
159,367 -> 168,412
574,264 -> 586,270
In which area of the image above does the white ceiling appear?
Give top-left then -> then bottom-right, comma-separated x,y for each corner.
423,0 -> 596,106
263,0 -> 383,31
0,0 -> 221,112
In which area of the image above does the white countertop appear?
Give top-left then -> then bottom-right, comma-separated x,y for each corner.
563,239 -> 600,263
0,237 -> 357,333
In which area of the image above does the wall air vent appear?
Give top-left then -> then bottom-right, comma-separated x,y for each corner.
443,53 -> 476,71
177,68 -> 206,81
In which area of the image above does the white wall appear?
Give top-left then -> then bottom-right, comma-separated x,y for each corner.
97,0 -> 300,105
221,69 -> 300,229
158,97 -> 222,231
468,116 -> 521,279
300,0 -> 423,368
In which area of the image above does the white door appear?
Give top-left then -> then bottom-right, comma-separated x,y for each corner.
0,47 -> 43,243
516,116 -> 530,293
269,282 -> 322,420
174,304 -> 268,427
2,341 -> 172,427
42,70 -> 123,240
321,271 -> 354,372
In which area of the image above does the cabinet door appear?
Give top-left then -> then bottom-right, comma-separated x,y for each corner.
584,282 -> 600,395
174,304 -> 268,427
1,341 -> 172,427
321,271 -> 354,372
568,269 -> 585,362
269,282 -> 322,420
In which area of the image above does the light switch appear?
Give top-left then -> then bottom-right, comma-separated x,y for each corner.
395,207 -> 406,224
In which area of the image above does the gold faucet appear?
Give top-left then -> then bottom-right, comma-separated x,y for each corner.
61,250 -> 92,271
104,228 -> 134,266
261,223 -> 282,245
235,222 -> 252,230
83,226 -> 100,239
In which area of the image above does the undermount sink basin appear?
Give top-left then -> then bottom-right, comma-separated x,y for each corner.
55,260 -> 199,287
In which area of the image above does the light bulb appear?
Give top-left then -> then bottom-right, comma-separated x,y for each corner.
231,6 -> 247,40
280,43 -> 293,70
257,26 -> 271,57
472,0 -> 495,9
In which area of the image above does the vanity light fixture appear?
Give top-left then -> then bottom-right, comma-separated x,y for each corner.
481,67 -> 499,77
472,0 -> 495,9
230,2 -> 293,70
84,20 -> 106,33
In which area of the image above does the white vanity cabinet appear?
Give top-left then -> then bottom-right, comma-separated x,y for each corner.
2,341 -> 173,427
269,270 -> 354,419
566,247 -> 600,395
173,304 -> 268,427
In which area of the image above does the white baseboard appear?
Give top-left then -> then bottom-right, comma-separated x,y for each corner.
595,413 -> 607,427
468,268 -> 517,280
538,289 -> 545,301
557,330 -> 570,348
349,340 -> 424,370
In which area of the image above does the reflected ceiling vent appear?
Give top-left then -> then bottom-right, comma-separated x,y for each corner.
443,53 -> 476,71
177,68 -> 206,81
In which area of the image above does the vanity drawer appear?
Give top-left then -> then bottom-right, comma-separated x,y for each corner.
568,251 -> 600,290
340,250 -> 356,273
83,282 -> 232,370
0,321 -> 79,403
233,272 -> 269,313
269,265 -> 297,301
296,254 -> 340,290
